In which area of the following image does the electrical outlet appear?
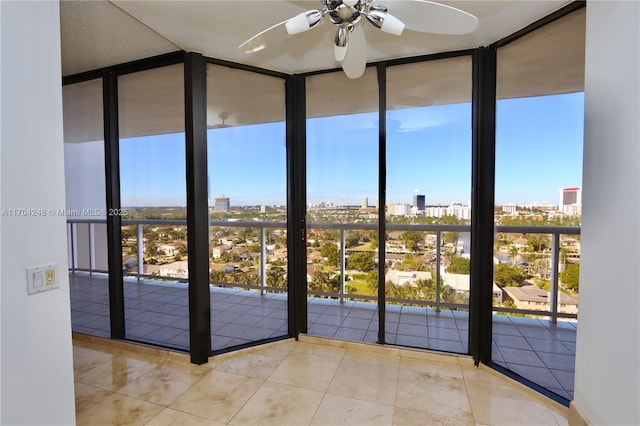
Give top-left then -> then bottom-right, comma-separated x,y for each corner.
45,268 -> 56,286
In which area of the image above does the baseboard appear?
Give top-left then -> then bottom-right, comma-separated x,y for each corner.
569,401 -> 589,426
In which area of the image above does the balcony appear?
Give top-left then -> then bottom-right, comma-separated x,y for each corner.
68,218 -> 578,401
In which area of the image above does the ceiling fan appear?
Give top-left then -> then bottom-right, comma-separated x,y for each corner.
238,0 -> 479,79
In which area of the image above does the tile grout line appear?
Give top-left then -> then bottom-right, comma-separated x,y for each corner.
306,343 -> 348,424
225,341 -> 296,425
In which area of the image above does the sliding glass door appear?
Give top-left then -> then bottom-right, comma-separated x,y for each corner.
118,64 -> 190,350
306,69 -> 380,343
385,56 -> 472,353
207,64 -> 288,352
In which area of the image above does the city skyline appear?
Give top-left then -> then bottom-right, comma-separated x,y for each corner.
117,92 -> 584,208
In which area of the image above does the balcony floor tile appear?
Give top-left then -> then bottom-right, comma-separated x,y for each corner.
69,272 -> 576,401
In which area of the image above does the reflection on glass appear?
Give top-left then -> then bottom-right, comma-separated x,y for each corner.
63,79 -> 111,338
493,9 -> 584,401
118,64 -> 190,350
207,64 -> 287,351
385,57 -> 472,354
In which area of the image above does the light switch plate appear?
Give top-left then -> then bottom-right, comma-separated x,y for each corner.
26,264 -> 59,294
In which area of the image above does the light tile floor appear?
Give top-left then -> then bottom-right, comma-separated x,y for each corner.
70,272 -> 576,401
73,335 -> 569,426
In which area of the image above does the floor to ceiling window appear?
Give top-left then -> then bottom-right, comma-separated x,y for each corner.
59,7 -> 586,406
118,63 -> 190,350
206,63 -> 288,351
306,68 -> 380,343
493,9 -> 585,401
63,78 -> 110,338
385,56 -> 473,353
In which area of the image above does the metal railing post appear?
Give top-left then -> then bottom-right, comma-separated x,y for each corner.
549,233 -> 560,324
340,228 -> 346,303
70,223 -> 76,274
435,231 -> 442,312
89,223 -> 95,275
137,224 -> 144,282
261,227 -> 267,295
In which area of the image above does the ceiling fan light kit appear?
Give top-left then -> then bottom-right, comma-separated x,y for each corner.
285,10 -> 325,35
239,0 -> 479,79
366,5 -> 405,36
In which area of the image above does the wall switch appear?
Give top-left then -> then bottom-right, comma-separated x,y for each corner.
27,264 -> 59,294
33,271 -> 44,289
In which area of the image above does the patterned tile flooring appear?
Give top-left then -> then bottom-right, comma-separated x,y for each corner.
69,272 -> 576,400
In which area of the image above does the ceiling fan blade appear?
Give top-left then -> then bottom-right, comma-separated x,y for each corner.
341,24 -> 367,79
238,19 -> 290,53
376,0 -> 478,35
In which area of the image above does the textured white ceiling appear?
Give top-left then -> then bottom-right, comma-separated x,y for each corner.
60,0 -> 179,76
61,0 -> 573,77
61,1 -> 584,144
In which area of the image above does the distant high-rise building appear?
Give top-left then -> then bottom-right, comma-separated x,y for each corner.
390,203 -> 411,216
413,194 -> 426,210
559,187 -> 582,214
215,196 -> 230,212
361,197 -> 368,209
502,203 -> 517,214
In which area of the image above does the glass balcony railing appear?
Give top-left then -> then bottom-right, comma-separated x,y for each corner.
494,225 -> 580,323
67,218 -> 579,321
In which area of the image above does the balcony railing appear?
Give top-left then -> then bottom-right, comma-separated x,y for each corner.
67,218 -> 579,322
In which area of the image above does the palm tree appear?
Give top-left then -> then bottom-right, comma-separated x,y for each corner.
509,245 -> 519,266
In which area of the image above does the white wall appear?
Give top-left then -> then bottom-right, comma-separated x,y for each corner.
0,1 -> 76,425
574,2 -> 639,425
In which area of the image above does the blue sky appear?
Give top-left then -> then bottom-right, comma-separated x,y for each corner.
119,92 -> 584,207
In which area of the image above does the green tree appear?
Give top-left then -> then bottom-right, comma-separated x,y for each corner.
399,254 -> 426,272
402,231 -> 423,252
267,265 -> 287,288
442,232 -> 460,245
494,263 -> 526,287
310,270 -> 337,293
559,263 -> 580,291
369,231 -> 379,249
446,256 -> 471,274
526,234 -> 550,252
146,241 -> 159,258
210,270 -> 225,283
347,252 -> 375,271
366,270 -> 379,293
320,243 -> 339,267
345,232 -> 361,248
323,230 -> 340,241
508,245 -> 519,265
121,226 -> 135,244
440,214 -> 462,225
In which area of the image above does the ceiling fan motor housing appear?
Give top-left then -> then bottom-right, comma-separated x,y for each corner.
324,0 -> 365,26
